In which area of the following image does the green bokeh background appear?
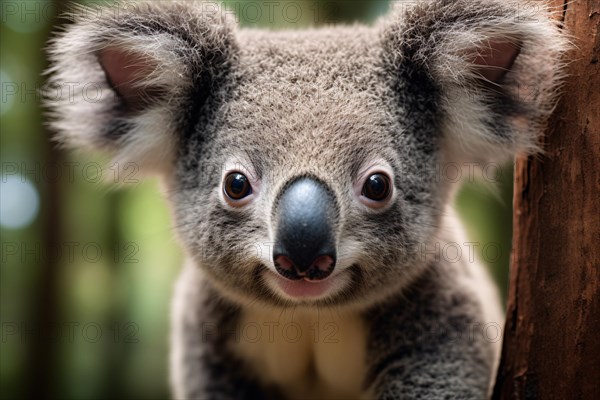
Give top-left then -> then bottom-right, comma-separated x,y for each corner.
1,1 -> 513,398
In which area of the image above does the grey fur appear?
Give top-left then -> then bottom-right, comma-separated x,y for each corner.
45,0 -> 568,399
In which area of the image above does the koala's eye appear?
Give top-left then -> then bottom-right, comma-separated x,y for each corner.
362,173 -> 391,201
224,172 -> 252,201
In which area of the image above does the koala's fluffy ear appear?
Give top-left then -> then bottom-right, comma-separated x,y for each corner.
45,1 -> 237,176
381,0 -> 569,163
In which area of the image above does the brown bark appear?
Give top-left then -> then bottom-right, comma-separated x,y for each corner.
492,1 -> 600,399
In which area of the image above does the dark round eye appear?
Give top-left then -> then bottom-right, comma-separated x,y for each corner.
224,172 -> 252,200
362,173 -> 391,201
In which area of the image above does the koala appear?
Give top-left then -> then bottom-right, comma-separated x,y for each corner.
45,0 -> 567,398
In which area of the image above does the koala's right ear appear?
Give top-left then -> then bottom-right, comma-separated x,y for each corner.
380,0 -> 568,165
45,1 -> 237,176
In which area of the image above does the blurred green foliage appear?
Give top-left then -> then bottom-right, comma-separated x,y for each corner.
1,1 -> 511,399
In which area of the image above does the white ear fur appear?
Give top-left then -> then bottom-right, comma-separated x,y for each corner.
385,0 -> 569,165
44,1 -> 236,179
46,22 -> 190,176
435,14 -> 568,164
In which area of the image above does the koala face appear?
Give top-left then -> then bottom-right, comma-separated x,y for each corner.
46,1 -> 566,309
170,27 -> 445,308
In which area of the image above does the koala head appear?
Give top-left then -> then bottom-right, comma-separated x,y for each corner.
46,0 -> 567,309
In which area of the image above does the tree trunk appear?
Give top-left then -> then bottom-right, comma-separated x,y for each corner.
492,1 -> 599,399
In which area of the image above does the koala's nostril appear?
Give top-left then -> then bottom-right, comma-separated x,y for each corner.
311,255 -> 335,273
305,255 -> 335,281
274,255 -> 300,280
273,254 -> 335,281
274,255 -> 294,271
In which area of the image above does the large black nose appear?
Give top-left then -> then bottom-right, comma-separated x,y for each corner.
273,177 -> 337,281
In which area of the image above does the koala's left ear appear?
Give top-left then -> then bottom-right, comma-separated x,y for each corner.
381,0 -> 569,163
45,1 -> 237,177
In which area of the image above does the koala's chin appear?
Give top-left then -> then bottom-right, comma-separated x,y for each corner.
46,0 -> 568,398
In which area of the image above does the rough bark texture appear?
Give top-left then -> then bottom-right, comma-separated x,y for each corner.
493,1 -> 600,399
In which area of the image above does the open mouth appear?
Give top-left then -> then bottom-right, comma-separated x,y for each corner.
263,267 -> 352,300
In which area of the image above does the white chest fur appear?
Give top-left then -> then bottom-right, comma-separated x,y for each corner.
231,306 -> 368,399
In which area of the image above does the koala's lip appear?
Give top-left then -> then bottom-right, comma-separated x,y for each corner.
267,270 -> 340,299
274,275 -> 332,298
